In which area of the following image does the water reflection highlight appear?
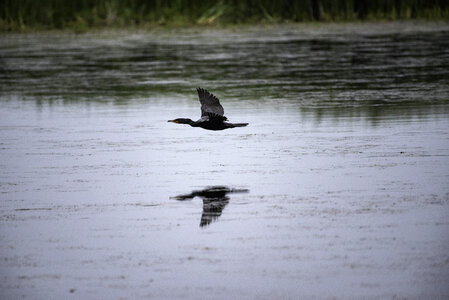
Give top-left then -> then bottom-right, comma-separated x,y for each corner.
172,186 -> 249,227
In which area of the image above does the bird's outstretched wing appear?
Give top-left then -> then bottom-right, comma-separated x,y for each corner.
197,88 -> 225,117
206,112 -> 228,123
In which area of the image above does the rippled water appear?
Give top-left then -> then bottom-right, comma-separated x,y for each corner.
1,22 -> 449,299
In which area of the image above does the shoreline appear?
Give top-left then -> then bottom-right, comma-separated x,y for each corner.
1,19 -> 449,34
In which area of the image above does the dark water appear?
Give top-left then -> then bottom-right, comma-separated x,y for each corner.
1,22 -> 449,299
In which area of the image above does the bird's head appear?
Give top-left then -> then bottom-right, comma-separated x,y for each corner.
167,118 -> 194,125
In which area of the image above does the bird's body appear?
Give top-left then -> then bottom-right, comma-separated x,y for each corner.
168,88 -> 248,131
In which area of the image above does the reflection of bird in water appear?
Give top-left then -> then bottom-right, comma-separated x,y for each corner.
168,88 -> 248,131
172,186 -> 249,227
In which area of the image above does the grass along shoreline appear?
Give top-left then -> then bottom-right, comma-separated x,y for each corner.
1,0 -> 449,33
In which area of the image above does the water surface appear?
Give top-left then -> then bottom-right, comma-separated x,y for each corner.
1,22 -> 449,299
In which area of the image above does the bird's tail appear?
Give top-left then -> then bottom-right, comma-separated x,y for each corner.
232,123 -> 248,127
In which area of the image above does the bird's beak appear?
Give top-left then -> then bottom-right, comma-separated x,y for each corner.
167,120 -> 178,123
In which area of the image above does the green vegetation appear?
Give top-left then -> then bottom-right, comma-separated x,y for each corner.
1,0 -> 448,32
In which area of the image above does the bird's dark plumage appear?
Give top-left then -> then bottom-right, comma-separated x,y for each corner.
198,87 -> 225,118
168,88 -> 248,131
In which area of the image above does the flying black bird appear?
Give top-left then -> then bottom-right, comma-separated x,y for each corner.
168,88 -> 248,131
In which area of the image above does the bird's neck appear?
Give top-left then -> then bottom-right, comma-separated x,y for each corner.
175,118 -> 196,126
188,119 -> 200,127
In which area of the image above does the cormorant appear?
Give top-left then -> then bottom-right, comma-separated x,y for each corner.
168,88 -> 248,131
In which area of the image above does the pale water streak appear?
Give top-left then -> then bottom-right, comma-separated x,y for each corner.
1,22 -> 449,299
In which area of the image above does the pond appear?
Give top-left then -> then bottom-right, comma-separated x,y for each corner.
1,22 -> 449,299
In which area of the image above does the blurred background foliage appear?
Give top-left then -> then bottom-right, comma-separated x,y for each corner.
1,0 -> 449,31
